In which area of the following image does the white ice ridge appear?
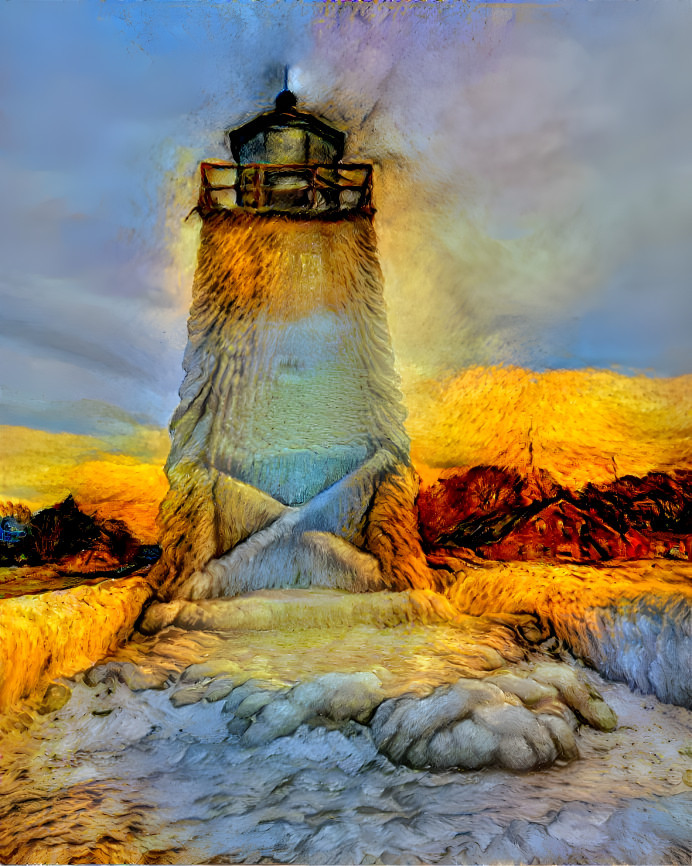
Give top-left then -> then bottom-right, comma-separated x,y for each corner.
179,448 -> 400,599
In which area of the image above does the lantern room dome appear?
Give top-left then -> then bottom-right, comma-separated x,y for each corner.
227,90 -> 346,166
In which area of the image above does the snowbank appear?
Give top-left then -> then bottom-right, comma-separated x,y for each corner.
0,575 -> 152,709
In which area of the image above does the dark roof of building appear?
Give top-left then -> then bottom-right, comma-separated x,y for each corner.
227,90 -> 346,163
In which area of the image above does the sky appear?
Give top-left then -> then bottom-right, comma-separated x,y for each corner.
0,0 -> 691,435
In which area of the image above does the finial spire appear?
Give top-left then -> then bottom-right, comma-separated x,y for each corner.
275,65 -> 297,113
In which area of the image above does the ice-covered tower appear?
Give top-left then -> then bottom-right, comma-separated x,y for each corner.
153,89 -> 433,600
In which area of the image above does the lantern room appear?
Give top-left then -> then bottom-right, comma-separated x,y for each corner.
198,91 -> 372,215
227,89 -> 345,166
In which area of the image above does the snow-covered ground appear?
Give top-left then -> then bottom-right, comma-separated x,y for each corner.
0,588 -> 690,864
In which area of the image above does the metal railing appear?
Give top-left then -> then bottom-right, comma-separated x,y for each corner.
198,161 -> 373,215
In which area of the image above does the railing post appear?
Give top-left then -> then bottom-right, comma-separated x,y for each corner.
310,166 -> 318,210
234,166 -> 242,208
199,163 -> 212,212
362,166 -> 372,210
251,166 -> 261,209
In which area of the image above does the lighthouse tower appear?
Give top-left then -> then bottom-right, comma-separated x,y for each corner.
153,89 -> 433,600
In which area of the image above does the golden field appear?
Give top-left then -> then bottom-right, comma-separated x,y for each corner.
405,366 -> 692,488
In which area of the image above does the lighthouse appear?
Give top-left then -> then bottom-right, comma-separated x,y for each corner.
153,88 -> 434,600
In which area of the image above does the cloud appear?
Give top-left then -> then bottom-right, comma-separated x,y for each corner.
0,1 -> 690,433
297,3 -> 692,377
0,2 -> 317,425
